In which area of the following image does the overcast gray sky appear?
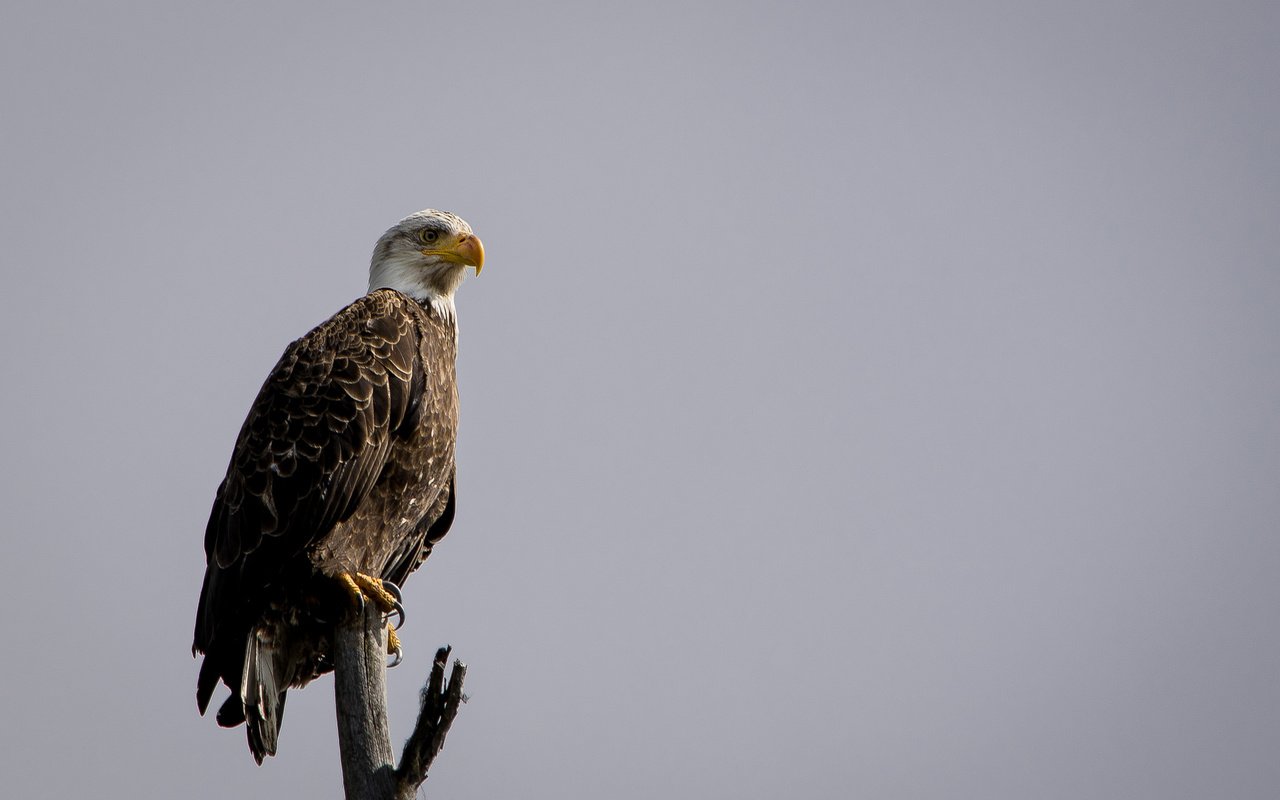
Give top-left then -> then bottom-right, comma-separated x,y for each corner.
2,1 -> 1278,798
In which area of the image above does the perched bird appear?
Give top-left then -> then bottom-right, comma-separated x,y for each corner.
193,209 -> 484,763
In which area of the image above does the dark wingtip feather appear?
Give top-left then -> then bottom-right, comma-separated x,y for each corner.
196,657 -> 221,715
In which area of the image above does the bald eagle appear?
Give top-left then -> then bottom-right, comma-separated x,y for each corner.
193,210 -> 483,764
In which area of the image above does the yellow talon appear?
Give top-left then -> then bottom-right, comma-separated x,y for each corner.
337,573 -> 365,607
350,572 -> 400,614
337,572 -> 406,666
338,573 -> 405,665
336,572 -> 406,630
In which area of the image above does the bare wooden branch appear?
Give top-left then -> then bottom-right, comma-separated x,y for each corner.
333,601 -> 467,800
395,648 -> 468,799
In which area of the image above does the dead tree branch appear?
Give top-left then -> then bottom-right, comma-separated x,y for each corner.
334,602 -> 467,800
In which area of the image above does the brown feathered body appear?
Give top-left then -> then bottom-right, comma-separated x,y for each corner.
193,288 -> 458,763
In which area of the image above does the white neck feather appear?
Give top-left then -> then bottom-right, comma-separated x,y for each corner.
368,253 -> 462,323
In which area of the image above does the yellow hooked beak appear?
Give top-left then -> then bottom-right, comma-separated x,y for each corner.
422,233 -> 485,276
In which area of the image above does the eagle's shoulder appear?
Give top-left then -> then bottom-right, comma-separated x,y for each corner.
203,290 -> 428,573
286,288 -> 423,362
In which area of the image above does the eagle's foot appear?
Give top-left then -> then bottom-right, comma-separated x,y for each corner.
337,573 -> 407,667
387,625 -> 403,668
379,579 -> 406,630
337,572 -> 406,630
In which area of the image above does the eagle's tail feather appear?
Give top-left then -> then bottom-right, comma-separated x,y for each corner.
241,626 -> 289,765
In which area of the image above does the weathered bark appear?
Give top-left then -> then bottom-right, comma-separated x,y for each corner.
334,603 -> 467,800
394,647 -> 467,796
334,604 -> 398,798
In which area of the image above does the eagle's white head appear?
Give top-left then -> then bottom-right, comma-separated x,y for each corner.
368,209 -> 484,321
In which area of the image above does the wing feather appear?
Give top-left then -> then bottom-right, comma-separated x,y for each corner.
195,291 -> 423,653
384,467 -> 456,587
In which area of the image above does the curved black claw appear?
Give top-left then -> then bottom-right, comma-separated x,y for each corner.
381,580 -> 403,603
381,580 -> 406,630
387,598 -> 406,631
387,649 -> 404,669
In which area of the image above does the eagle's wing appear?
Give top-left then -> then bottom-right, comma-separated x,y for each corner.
193,291 -> 422,670
384,466 -> 455,587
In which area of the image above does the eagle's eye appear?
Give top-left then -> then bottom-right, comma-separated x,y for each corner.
419,229 -> 440,244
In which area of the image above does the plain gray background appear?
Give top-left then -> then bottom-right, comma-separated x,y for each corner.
2,2 -> 1278,798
